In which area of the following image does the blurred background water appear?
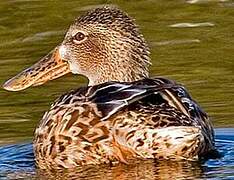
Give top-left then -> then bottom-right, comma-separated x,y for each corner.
0,0 -> 233,179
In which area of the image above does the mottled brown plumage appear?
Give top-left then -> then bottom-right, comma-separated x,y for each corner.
3,6 -> 216,169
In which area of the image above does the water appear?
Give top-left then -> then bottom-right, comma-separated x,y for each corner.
0,0 -> 233,179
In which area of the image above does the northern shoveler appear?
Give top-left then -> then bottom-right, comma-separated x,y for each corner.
3,6 -> 216,169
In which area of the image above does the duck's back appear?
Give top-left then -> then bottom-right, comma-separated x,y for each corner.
34,77 -> 215,169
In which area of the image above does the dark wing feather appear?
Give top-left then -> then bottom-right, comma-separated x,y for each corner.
87,79 -> 177,120
54,77 -> 211,136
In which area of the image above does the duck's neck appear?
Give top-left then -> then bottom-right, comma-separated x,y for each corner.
87,62 -> 150,86
85,37 -> 151,86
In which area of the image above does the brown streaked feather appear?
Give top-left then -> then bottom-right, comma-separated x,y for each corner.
34,77 -> 215,169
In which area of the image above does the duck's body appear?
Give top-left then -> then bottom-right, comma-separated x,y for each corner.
3,7 -> 216,169
34,78 -> 214,168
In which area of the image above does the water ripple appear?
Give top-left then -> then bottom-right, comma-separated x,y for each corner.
169,22 -> 215,28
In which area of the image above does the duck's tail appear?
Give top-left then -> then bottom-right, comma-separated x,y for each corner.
122,126 -> 215,161
150,126 -> 207,160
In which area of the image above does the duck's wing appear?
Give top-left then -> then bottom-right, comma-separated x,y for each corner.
54,77 -> 212,134
53,78 -> 177,119
89,78 -> 179,120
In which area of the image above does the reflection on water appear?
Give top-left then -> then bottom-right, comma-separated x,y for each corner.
37,160 -> 204,180
0,0 -> 233,179
0,129 -> 233,179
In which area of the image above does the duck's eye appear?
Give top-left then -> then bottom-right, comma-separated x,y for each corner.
73,32 -> 86,43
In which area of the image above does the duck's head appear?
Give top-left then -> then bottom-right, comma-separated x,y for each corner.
3,6 -> 150,91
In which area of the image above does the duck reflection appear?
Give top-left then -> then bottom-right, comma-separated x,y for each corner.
37,159 -> 204,180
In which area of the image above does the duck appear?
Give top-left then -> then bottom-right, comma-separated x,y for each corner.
3,6 -> 216,169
